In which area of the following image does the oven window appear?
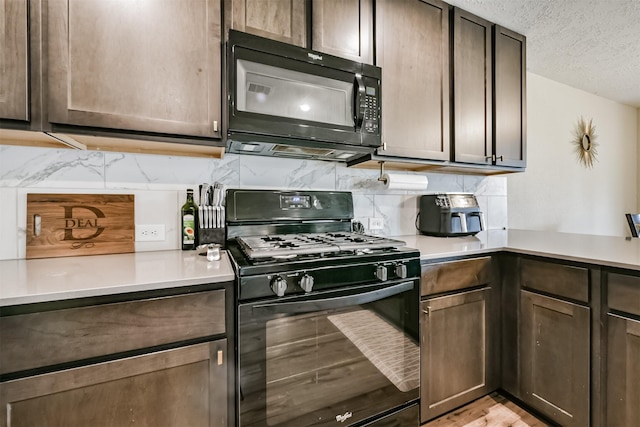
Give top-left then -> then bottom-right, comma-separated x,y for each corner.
236,59 -> 354,127
238,283 -> 419,427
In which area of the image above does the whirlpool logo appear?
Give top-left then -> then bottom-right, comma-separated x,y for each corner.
335,411 -> 353,423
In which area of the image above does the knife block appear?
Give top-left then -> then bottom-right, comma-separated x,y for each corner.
197,226 -> 225,248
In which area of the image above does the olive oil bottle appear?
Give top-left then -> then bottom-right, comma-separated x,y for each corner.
181,189 -> 198,250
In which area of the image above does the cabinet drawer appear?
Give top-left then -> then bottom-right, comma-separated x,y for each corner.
608,273 -> 640,316
421,257 -> 491,296
0,289 -> 225,375
520,258 -> 589,303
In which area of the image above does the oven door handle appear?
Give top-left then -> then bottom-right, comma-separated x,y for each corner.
250,281 -> 414,316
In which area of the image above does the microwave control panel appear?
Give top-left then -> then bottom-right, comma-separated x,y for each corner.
362,77 -> 380,134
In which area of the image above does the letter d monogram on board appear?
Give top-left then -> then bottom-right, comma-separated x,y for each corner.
62,205 -> 106,243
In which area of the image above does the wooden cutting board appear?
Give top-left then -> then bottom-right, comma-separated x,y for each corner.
26,194 -> 135,259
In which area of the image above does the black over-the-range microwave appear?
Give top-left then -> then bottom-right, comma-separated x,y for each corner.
226,30 -> 382,162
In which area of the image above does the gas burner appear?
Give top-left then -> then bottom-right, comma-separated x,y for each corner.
235,232 -> 407,260
277,242 -> 298,248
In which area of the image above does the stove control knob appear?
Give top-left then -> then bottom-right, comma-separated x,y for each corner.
271,276 -> 288,297
375,265 -> 388,281
299,274 -> 315,293
395,263 -> 408,279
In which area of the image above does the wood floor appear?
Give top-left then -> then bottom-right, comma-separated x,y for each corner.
422,393 -> 550,427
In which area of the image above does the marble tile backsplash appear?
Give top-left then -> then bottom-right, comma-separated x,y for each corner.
0,145 -> 508,260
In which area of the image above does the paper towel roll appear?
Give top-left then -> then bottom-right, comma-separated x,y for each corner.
382,173 -> 429,190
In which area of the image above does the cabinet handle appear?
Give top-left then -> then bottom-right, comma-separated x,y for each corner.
217,350 -> 224,365
422,306 -> 431,317
213,120 -> 219,133
486,155 -> 504,163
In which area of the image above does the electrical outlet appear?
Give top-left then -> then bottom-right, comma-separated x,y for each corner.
369,217 -> 384,230
136,224 -> 166,242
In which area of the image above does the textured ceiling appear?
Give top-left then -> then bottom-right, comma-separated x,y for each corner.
445,0 -> 640,108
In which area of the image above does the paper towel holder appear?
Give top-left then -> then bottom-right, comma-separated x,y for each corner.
377,161 -> 388,184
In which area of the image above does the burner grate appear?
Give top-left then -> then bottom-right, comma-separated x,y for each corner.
236,232 -> 406,260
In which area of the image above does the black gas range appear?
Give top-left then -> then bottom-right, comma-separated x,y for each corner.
226,189 -> 421,427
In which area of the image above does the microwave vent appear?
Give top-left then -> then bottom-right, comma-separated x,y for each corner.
248,83 -> 271,95
271,144 -> 334,157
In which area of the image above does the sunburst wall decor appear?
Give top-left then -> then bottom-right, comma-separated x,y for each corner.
571,116 -> 598,168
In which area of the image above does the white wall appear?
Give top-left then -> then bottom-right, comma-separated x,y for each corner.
508,72 -> 639,237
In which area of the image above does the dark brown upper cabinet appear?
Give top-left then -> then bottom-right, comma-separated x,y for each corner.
226,0 -> 308,47
375,0 -> 450,161
0,0 -> 29,122
311,0 -> 373,64
493,25 -> 527,168
452,8 -> 493,165
45,0 -> 223,139
225,0 -> 373,64
452,9 -> 527,169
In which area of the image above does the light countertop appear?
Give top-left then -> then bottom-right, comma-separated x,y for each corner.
0,250 -> 235,307
3,229 -> 639,307
398,229 -> 640,271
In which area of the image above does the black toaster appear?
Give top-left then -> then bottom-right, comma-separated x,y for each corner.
419,193 -> 484,237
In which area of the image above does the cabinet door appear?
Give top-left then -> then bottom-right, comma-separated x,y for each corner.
420,288 -> 494,423
607,314 -> 640,427
452,8 -> 492,165
0,341 -> 227,427
227,0 -> 307,47
311,0 -> 373,64
376,0 -> 450,161
520,290 -> 590,427
494,25 -> 526,168
46,0 -> 222,138
0,0 -> 29,121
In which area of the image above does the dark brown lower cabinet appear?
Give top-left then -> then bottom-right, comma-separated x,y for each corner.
520,290 -> 590,427
606,314 -> 640,427
0,340 -> 227,427
420,287 -> 495,423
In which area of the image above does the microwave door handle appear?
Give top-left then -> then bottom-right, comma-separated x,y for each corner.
354,73 -> 365,128
250,281 -> 413,317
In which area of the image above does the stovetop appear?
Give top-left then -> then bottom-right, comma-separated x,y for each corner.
227,238 -> 421,301
224,189 -> 421,301
236,232 -> 407,259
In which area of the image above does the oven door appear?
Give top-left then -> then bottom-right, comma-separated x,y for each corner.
237,280 -> 419,427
